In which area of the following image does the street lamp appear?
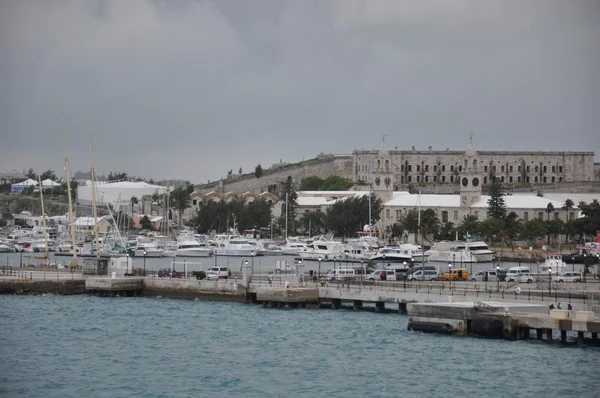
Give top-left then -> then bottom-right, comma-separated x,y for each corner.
496,264 -> 500,292
318,256 -> 322,278
383,253 -> 386,268
448,263 -> 452,291
143,250 -> 147,277
251,251 -> 255,268
548,268 -> 552,296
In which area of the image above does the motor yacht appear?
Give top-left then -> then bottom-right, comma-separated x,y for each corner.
214,238 -> 260,257
176,237 -> 212,257
454,241 -> 494,262
425,241 -> 477,263
369,246 -> 414,264
297,236 -> 345,261
134,241 -> 164,257
540,254 -> 567,275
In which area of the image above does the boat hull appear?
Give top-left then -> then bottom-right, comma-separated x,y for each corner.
176,249 -> 212,257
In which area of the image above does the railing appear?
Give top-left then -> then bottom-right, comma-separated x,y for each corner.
0,267 -> 84,281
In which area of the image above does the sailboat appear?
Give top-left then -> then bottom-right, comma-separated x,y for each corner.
27,173 -> 51,265
62,118 -> 79,268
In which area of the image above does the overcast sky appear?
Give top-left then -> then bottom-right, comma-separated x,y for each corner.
1,0 -> 599,183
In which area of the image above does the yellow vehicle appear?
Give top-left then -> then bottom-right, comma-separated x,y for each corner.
443,268 -> 470,281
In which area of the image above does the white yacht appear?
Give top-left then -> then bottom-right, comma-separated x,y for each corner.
540,254 -> 567,275
369,246 -> 414,264
213,238 -> 257,257
297,236 -> 345,261
425,241 -> 477,263
454,241 -> 494,262
281,237 -> 309,256
176,237 -> 212,257
134,241 -> 164,257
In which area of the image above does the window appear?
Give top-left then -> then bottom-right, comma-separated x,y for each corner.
416,176 -> 420,182
396,210 -> 402,221
538,212 -> 544,219
192,199 -> 197,205
442,176 -> 446,182
484,165 -> 488,172
408,165 -> 412,172
517,176 -> 521,182
425,165 -> 429,172
425,176 -> 429,182
433,165 -> 437,172
501,165 -> 505,172
450,176 -> 454,182
474,211 -> 479,220
386,209 -> 390,219
377,160 -> 381,168
509,166 -> 513,172
559,166 -> 563,173
459,166 -> 463,172
501,176 -> 504,182
450,165 -> 454,172
527,176 -> 530,183
509,176 -> 513,183
552,166 -> 555,173
535,166 -> 538,172
524,212 -> 529,221
518,166 -> 521,172
385,160 -> 389,170
483,176 -> 487,184
569,212 -> 575,220
551,176 -> 555,182
543,166 -> 547,173
441,211 -> 448,224
401,165 -> 404,172
554,212 -> 559,220
543,176 -> 547,183
433,176 -> 437,182
408,176 -> 412,182
493,165 -> 497,172
535,176 -> 538,182
453,211 -> 458,221
442,165 -> 446,172
401,175 -> 404,183
417,165 -> 420,172
527,166 -> 530,172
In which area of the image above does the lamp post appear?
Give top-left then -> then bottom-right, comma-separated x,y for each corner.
143,250 -> 147,277
298,258 -> 302,279
582,253 -> 586,273
496,264 -> 500,292
251,251 -> 255,268
403,261 -> 407,288
448,263 -> 452,292
548,268 -> 552,296
318,257 -> 322,278
383,253 -> 386,269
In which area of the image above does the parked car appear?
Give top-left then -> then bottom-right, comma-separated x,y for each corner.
406,270 -> 438,281
552,272 -> 582,283
470,270 -> 499,282
327,268 -> 357,281
206,266 -> 231,280
506,272 -> 536,284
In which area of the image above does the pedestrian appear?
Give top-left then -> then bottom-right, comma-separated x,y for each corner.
567,303 -> 573,310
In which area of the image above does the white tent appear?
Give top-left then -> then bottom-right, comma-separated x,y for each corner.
11,178 -> 38,192
41,179 -> 61,189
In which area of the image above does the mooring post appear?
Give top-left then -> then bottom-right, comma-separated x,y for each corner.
536,329 -> 543,340
546,329 -> 553,341
353,300 -> 363,311
577,331 -> 584,346
561,330 -> 567,343
375,301 -> 385,313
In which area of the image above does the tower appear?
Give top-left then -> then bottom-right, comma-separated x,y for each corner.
372,134 -> 394,204
460,134 -> 482,212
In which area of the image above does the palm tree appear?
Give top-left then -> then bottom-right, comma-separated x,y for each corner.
130,196 -> 139,226
170,187 -> 191,228
545,202 -> 555,221
562,198 -> 574,220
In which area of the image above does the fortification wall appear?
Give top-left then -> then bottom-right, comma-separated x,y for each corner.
196,155 -> 354,196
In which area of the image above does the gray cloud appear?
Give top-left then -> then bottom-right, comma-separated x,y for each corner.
1,0 -> 599,182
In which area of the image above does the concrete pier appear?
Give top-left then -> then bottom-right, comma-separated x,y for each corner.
85,277 -> 143,297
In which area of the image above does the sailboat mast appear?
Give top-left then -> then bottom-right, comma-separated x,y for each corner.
62,118 -> 78,267
89,135 -> 100,259
38,173 -> 49,262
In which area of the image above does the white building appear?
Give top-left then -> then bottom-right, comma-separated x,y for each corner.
77,180 -> 168,212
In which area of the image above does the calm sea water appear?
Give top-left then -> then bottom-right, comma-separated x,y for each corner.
0,295 -> 598,398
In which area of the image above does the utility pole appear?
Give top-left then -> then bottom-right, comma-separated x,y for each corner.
285,192 -> 289,240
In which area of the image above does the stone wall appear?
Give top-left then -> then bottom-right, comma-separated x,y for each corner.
196,154 -> 354,196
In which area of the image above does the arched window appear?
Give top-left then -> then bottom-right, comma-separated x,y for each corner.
464,159 -> 468,169
385,160 -> 389,170
377,159 -> 381,169
473,159 -> 477,171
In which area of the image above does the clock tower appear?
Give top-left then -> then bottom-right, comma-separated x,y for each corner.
373,135 -> 394,204
460,135 -> 482,214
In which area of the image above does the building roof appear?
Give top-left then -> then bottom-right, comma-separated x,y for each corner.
296,197 -> 332,206
12,178 -> 38,187
89,180 -> 166,189
384,193 -> 566,210
515,193 -> 600,206
74,217 -> 110,226
41,179 -> 61,187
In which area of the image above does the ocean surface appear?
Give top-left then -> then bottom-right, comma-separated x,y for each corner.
1,295 -> 599,398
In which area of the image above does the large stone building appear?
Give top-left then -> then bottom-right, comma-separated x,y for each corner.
353,138 -> 595,188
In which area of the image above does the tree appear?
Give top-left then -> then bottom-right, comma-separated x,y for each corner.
238,167 -> 243,175
396,208 -> 440,242
457,215 -> 479,239
545,202 -> 555,221
140,215 -> 153,231
520,219 -> 548,242
254,164 -> 263,178
326,195 -> 383,239
298,211 -> 326,235
487,177 -> 506,219
40,169 -> 58,181
130,196 -> 139,219
108,171 -> 128,181
299,176 -> 354,191
238,200 -> 272,231
280,176 -> 298,234
170,187 -> 191,228
562,198 -> 575,220
25,168 -> 37,180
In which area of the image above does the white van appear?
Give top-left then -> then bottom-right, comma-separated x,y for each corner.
506,266 -> 530,280
326,268 -> 357,281
470,270 -> 499,282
